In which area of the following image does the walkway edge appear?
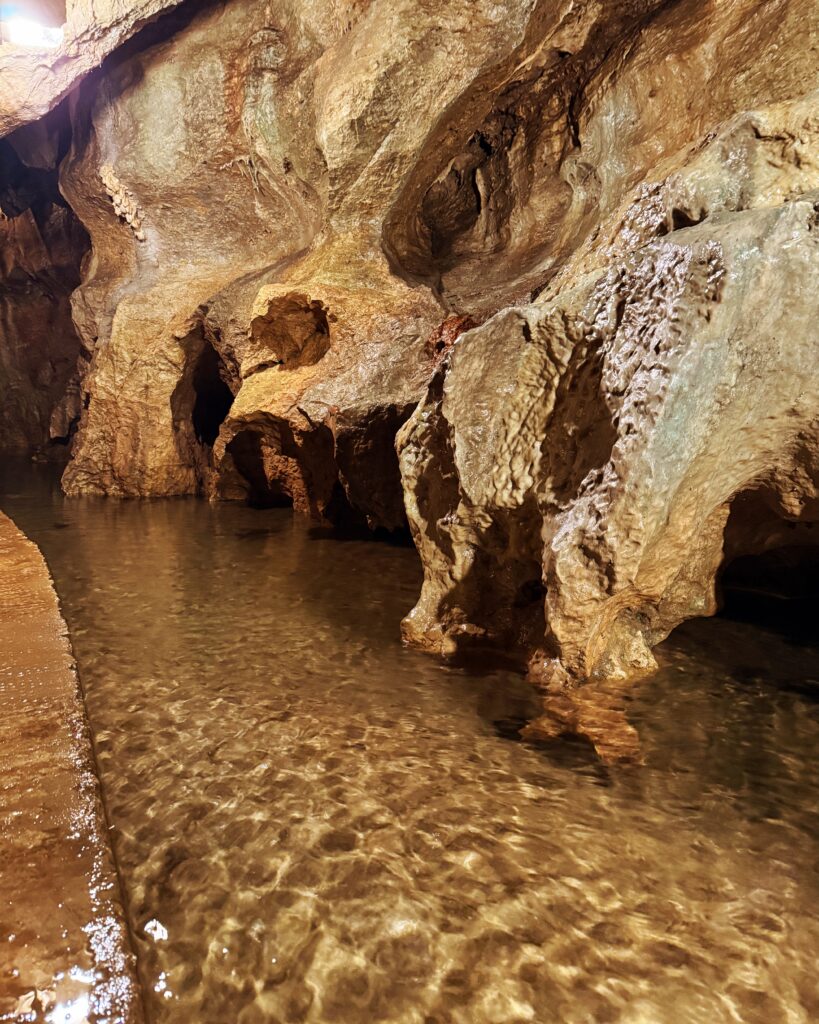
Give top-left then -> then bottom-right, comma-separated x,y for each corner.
0,510 -> 144,1023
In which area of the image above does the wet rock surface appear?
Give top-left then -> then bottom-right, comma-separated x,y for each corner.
400,193 -> 819,696
0,508 -> 140,1023
0,0 -> 815,690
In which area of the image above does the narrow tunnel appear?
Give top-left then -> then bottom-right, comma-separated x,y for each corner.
717,487 -> 819,646
191,341 -> 234,447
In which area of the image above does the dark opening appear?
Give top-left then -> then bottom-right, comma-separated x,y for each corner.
191,343 -> 233,447
718,488 -> 819,646
226,430 -> 293,509
719,545 -> 819,645
0,99 -> 89,456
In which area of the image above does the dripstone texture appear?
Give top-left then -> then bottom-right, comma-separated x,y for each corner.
0,0 -> 817,732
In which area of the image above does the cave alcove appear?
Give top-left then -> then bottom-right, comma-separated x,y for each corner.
191,341 -> 234,447
716,488 -> 819,646
225,429 -> 295,509
0,99 -> 89,456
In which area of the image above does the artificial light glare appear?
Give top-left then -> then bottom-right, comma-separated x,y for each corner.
46,993 -> 90,1024
5,15 -> 63,48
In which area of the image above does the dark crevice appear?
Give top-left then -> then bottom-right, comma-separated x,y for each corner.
226,430 -> 294,509
0,98 -> 90,455
191,343 -> 234,447
718,488 -> 819,647
670,206 -> 703,230
656,206 -> 707,236
719,546 -> 819,646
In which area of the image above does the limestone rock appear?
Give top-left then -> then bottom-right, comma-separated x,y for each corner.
54,0 -> 556,525
0,0 -> 817,705
0,0 -> 183,137
0,106 -> 88,453
393,0 -> 819,693
399,182 -> 819,691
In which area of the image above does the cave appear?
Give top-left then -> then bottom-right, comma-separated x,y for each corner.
719,544 -> 819,643
0,101 -> 89,455
0,0 -> 818,1021
191,341 -> 233,446
718,487 -> 819,645
226,428 -> 295,509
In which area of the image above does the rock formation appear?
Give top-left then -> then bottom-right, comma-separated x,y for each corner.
0,104 -> 88,452
0,0 -> 817,740
0,0 -> 184,136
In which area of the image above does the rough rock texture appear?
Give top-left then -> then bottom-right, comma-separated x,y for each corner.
0,0 -> 184,136
400,182 -> 819,664
0,510 -> 142,1022
393,0 -> 819,717
1,0 -> 818,724
54,0 -> 457,531
0,105 -> 88,452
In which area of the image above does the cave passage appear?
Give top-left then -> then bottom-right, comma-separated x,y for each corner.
226,429 -> 294,508
0,101 -> 89,454
191,342 -> 234,447
718,544 -> 819,645
717,487 -> 819,646
0,0 -> 817,1018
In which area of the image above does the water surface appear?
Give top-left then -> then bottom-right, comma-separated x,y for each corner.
2,460 -> 818,1024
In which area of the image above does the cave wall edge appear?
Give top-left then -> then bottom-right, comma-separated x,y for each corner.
1,0 -> 817,754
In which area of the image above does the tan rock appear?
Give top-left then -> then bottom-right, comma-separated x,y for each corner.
0,0 -> 183,137
399,189 -> 819,691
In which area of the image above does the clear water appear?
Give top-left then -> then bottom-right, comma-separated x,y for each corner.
1,459 -> 818,1024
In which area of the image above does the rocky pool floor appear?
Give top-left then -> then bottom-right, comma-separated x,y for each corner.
1,459 -> 818,1024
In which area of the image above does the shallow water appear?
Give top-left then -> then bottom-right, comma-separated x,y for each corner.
2,459 -> 818,1024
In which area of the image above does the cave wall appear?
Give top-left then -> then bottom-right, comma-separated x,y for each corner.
1,0 -> 817,695
396,0 -> 819,690
0,104 -> 88,453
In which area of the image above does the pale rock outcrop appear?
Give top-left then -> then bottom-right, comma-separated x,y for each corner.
390,0 -> 819,709
0,0 -> 184,136
400,192 -> 819,676
398,66 -> 819,745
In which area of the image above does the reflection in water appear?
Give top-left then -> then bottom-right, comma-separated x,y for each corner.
1,459 -> 818,1024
